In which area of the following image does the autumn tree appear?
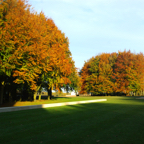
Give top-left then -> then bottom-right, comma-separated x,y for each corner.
36,19 -> 76,100
132,53 -> 144,94
114,51 -> 144,96
80,50 -> 144,96
0,0 -> 79,103
63,62 -> 81,95
79,57 -> 94,94
81,53 -> 114,95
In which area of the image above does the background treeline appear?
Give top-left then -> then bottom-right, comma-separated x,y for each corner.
0,0 -> 80,104
79,51 -> 144,96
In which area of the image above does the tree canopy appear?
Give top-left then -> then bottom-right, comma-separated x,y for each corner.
0,0 -> 79,104
80,51 -> 144,96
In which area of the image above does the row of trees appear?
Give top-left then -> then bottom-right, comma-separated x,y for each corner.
79,51 -> 144,96
1,1 -> 143,105
0,0 -> 80,104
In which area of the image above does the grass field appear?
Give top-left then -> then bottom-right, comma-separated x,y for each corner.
0,96 -> 144,144
0,96 -> 104,107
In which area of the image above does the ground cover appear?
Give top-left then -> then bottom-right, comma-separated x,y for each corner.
0,96 -> 104,107
0,96 -> 144,144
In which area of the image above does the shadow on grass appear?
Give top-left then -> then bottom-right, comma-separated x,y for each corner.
0,101 -> 17,107
115,96 -> 144,104
1,97 -> 144,144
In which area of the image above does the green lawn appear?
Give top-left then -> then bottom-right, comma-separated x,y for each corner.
0,96 -> 144,144
0,96 -> 105,107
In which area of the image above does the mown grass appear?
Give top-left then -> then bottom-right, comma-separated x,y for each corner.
0,96 -> 105,107
0,96 -> 144,144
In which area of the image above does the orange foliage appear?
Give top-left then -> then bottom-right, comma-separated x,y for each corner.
0,0 -> 76,91
80,51 -> 144,96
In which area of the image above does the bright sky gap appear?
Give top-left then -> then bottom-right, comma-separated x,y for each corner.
29,0 -> 144,69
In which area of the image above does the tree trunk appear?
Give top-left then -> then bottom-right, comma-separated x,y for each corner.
34,92 -> 37,101
47,87 -> 52,100
9,91 -> 12,102
39,93 -> 41,100
0,82 -> 4,105
33,85 -> 41,101
12,87 -> 17,101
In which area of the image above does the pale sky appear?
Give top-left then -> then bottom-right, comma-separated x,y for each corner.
29,0 -> 144,70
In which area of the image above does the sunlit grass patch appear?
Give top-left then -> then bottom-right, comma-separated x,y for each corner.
1,96 -> 106,107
